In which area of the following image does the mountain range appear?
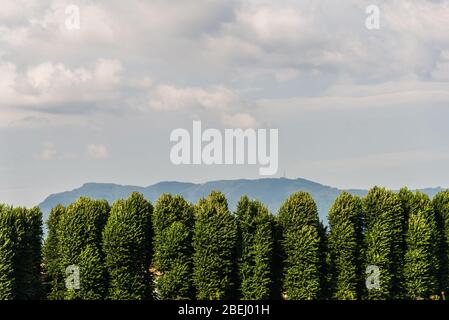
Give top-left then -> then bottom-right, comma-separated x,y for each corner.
38,177 -> 445,225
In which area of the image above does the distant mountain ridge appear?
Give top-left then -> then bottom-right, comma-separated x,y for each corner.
38,178 -> 446,225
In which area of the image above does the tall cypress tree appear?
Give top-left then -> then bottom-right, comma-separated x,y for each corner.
193,191 -> 237,300
152,193 -> 194,300
9,207 -> 43,300
58,197 -> 109,299
0,205 -> 43,300
363,187 -> 405,300
236,196 -> 274,300
328,192 -> 363,300
43,205 -> 66,299
11,207 -> 28,299
277,191 -> 323,300
0,205 -> 15,300
403,192 -> 439,299
103,192 -> 153,300
397,187 -> 414,296
433,190 -> 449,297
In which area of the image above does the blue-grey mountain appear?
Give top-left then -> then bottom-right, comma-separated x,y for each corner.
38,178 -> 445,225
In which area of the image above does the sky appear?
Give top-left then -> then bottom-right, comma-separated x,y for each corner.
1,0 -> 449,207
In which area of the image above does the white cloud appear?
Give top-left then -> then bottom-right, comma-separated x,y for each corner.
0,0 -> 39,22
0,0 -> 447,133
431,50 -> 449,81
0,59 -> 123,109
36,142 -> 57,160
0,61 -> 17,99
432,62 -> 449,81
0,26 -> 31,46
1,0 -> 448,120
148,85 -> 241,111
126,76 -> 154,89
93,58 -> 122,87
231,3 -> 314,47
26,62 -> 90,92
86,144 -> 108,159
0,0 -> 22,20
203,0 -> 449,83
273,68 -> 301,82
221,112 -> 258,128
11,1 -> 118,46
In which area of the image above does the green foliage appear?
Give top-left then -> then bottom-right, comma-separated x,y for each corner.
0,205 -> 15,300
193,191 -> 237,300
43,205 -> 65,299
58,197 -> 109,299
397,187 -> 415,295
328,192 -> 363,300
398,188 -> 414,223
433,190 -> 449,295
103,192 -> 153,300
318,220 -> 331,299
0,205 -> 43,300
403,192 -> 439,299
236,196 -> 274,300
277,191 -> 323,300
363,187 -> 405,300
153,194 -> 194,300
2,186 -> 449,301
13,207 -> 43,299
77,244 -> 106,299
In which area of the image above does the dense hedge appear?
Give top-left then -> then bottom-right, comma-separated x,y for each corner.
403,191 -> 439,298
363,187 -> 405,299
57,197 -> 109,299
43,205 -> 65,299
0,205 -> 42,299
277,192 -> 324,299
103,193 -> 153,300
153,193 -> 194,299
328,192 -> 363,300
433,190 -> 449,295
236,196 -> 274,300
2,188 -> 449,300
192,191 -> 238,299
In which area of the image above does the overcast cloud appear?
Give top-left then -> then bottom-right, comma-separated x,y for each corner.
1,0 -> 449,206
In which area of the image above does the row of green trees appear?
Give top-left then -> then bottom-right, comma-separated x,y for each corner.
328,188 -> 449,300
43,195 -> 152,299
1,187 -> 449,300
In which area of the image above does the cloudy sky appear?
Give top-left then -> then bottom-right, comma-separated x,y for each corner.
1,0 -> 449,206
